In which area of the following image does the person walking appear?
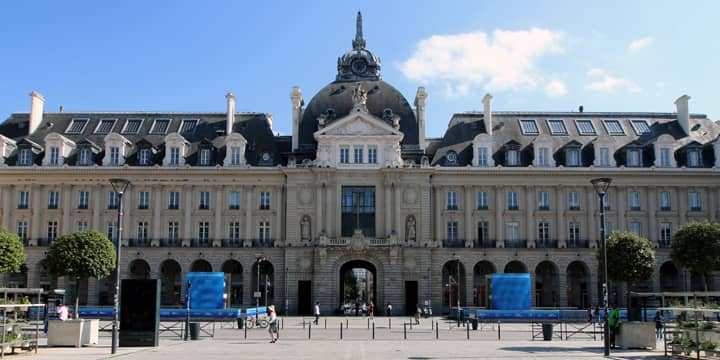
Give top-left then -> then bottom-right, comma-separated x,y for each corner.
608,304 -> 621,349
386,303 -> 392,317
267,305 -> 278,343
313,302 -> 320,325
368,302 -> 375,320
654,310 -> 664,339
415,305 -> 421,325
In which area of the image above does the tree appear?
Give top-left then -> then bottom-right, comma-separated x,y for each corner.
599,232 -> 655,310
0,228 -> 25,274
45,230 -> 116,319
670,221 -> 720,293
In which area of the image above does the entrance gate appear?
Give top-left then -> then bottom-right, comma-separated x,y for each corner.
339,260 -> 377,313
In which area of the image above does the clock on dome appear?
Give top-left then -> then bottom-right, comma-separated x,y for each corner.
351,59 -> 367,75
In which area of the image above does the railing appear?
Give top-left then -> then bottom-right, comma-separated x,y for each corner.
160,238 -> 181,247
535,240 -> 558,249
190,239 -> 212,247
328,238 -> 348,246
505,240 -> 527,248
36,238 -> 53,246
368,238 -> 388,246
474,240 -> 496,248
442,239 -> 465,248
252,239 -> 274,247
222,239 -> 243,247
658,240 -> 671,249
128,238 -> 151,247
567,240 -> 590,248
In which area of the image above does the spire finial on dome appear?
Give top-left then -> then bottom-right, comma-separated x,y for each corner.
352,11 -> 366,50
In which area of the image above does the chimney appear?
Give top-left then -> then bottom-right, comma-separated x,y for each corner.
59,105 -> 64,113
579,105 -> 584,113
675,95 -> 690,135
290,86 -> 304,151
482,94 -> 493,135
225,92 -> 235,135
29,91 -> 45,135
414,87 -> 428,151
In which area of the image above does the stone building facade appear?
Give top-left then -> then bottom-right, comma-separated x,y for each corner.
1,13 -> 719,315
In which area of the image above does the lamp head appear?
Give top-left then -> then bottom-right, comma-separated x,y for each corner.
109,178 -> 131,195
590,178 -> 612,195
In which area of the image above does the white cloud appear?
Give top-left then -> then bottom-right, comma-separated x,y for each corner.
585,68 -> 641,93
544,79 -> 567,97
398,28 -> 565,94
628,37 -> 655,52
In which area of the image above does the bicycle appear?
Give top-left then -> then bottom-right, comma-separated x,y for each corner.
244,316 -> 268,329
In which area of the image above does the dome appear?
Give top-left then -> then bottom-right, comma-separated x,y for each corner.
335,11 -> 381,82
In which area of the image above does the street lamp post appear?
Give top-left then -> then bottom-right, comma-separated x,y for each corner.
109,178 -> 131,355
454,254 -> 461,327
591,177 -> 612,357
256,255 -> 265,323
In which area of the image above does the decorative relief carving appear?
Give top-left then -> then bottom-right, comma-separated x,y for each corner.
403,188 -> 418,205
298,188 -> 313,205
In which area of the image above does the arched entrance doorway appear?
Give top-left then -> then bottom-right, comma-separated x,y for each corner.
473,261 -> 495,307
222,260 -> 243,307
504,260 -> 527,274
128,259 -> 151,279
567,261 -> 590,308
535,261 -> 559,307
339,260 -> 376,316
442,260 -> 466,314
251,260 -> 274,309
191,259 -> 212,272
659,261 -> 681,292
160,259 -> 182,306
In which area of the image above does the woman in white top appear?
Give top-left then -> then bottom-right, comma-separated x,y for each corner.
267,305 -> 278,343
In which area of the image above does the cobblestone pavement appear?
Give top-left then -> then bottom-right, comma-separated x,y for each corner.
21,317 -> 669,359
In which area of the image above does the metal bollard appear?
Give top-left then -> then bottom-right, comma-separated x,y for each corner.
346,319 -> 349,329
281,318 -> 284,329
244,322 -> 247,339
303,320 -> 306,329
436,322 -> 439,340
367,318 -> 370,329
409,319 -> 413,330
497,321 -> 501,340
340,322 -> 343,340
308,322 -> 312,339
404,323 -> 407,340
466,321 -> 470,340
325,318 -> 327,329
432,320 -> 434,330
372,322 -> 375,340
389,318 -> 392,329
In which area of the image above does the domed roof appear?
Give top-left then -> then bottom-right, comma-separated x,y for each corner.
336,11 -> 381,82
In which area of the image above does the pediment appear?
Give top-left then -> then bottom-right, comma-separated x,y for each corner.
314,113 -> 403,139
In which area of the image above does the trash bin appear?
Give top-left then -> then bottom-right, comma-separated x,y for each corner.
190,322 -> 200,340
471,318 -> 478,330
542,323 -> 553,341
237,317 -> 244,329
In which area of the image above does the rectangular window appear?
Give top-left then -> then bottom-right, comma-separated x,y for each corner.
566,149 -> 580,166
630,120 -> 651,135
65,118 -> 88,134
507,150 -> 520,166
628,191 -> 641,210
603,120 -> 625,135
260,191 -> 271,210
447,191 -> 458,210
199,148 -> 211,166
94,119 -> 117,134
199,191 -> 210,210
660,148 -> 671,167
569,222 -> 581,242
538,222 -> 550,242
230,147 -> 242,165
198,222 -> 209,241
18,149 -> 33,165
49,147 -> 59,166
16,221 -> 28,243
477,147 -> 489,166
519,119 -> 539,135
258,221 -> 270,241
629,222 -> 642,236
168,221 -> 179,241
660,222 -> 672,243
600,147 -> 610,166
476,191 -> 488,210
547,120 -> 568,135
108,191 -> 118,209
354,147 -> 363,163
76,220 -> 88,232
107,221 -> 117,241
137,222 -> 149,241
78,148 -> 93,166
109,147 -> 120,165
340,147 -> 349,164
48,191 -> 59,209
341,187 -> 376,237
149,119 -> 171,134
47,221 -> 58,241
659,191 -> 671,211
627,149 -> 641,167
138,191 -> 150,210
18,191 -> 29,209
538,191 -> 549,210
179,119 -> 198,133
446,221 -> 458,241
229,191 -> 241,210
689,191 -> 702,211
139,148 -> 152,165
78,191 -> 89,209
507,191 -> 519,210
688,150 -> 701,167
477,221 -> 489,242
169,147 -> 180,165
228,222 -> 241,240
506,222 -> 519,241
568,191 -> 580,210
368,147 -> 377,164
575,120 -> 597,135
168,191 -> 180,210
122,119 -> 143,134
538,148 -> 549,166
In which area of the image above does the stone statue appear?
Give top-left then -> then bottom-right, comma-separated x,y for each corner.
406,216 -> 416,241
352,83 -> 368,110
301,216 -> 311,241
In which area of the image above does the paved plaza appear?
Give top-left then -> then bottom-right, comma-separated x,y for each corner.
17,317 -> 670,359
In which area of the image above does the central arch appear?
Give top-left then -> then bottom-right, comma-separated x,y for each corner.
339,260 -> 377,314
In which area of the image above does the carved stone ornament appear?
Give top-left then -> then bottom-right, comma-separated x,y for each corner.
350,229 -> 366,252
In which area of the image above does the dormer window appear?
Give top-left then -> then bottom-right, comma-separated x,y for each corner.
603,120 -> 625,135
659,148 -> 672,167
687,149 -> 702,167
566,148 -> 580,167
65,119 -> 88,134
537,147 -> 550,167
630,120 -> 651,135
478,147 -> 489,166
575,120 -> 597,135
546,120 -> 568,135
77,148 -> 94,166
169,147 -> 180,165
230,147 -> 242,165
122,119 -> 143,134
180,119 -> 198,134
49,147 -> 60,166
109,147 -> 120,166
17,148 -> 33,166
626,148 -> 642,167
94,119 -> 117,134
199,148 -> 212,166
506,149 -> 520,166
150,119 -> 171,134
139,148 -> 153,165
519,119 -> 539,135
599,147 -> 610,167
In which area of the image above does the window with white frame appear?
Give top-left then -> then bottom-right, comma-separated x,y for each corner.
107,221 -> 117,241
138,191 -> 150,210
199,148 -> 211,166
258,221 -> 270,241
354,147 -> 363,163
566,148 -> 580,166
260,191 -> 271,210
149,119 -> 171,134
47,221 -> 58,241
109,146 -> 120,165
76,220 -> 88,232
569,222 -> 581,242
199,191 -> 210,210
168,191 -> 180,210
230,146 -> 242,165
16,221 -> 28,243
229,191 -> 241,210
519,119 -> 539,135
368,147 -> 377,164
198,221 -> 209,242
689,191 -> 702,211
507,149 -> 520,166
95,119 -> 116,134
180,119 -> 198,133
65,119 -> 88,134
18,191 -> 29,209
78,148 -> 93,166
477,221 -> 489,242
626,148 -> 642,167
630,120 -> 651,135
48,191 -> 59,209
506,222 -> 519,242
575,120 -> 597,135
687,149 -> 701,167
139,148 -> 152,165
538,147 -> 550,167
137,222 -> 149,241
169,147 -> 180,165
78,191 -> 89,209
49,147 -> 59,166
18,149 -> 33,165
603,120 -> 625,135
476,191 -> 488,210
547,120 -> 568,135
478,147 -> 489,166
122,119 -> 143,134
168,221 -> 179,241
446,221 -> 458,241
340,147 -> 349,164
228,222 -> 241,240
660,222 -> 672,243
660,148 -> 671,167
599,147 -> 610,167
628,191 -> 641,210
538,191 -> 549,210
447,191 -> 458,210
568,191 -> 580,210
108,191 -> 118,209
507,191 -> 519,210
538,222 -> 550,242
629,222 -> 642,236
659,191 -> 671,211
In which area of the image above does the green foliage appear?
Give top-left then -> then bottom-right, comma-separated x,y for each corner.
600,231 -> 656,287
702,322 -> 716,330
671,221 -> 720,282
0,228 -> 25,273
45,230 -> 115,281
701,341 -> 718,351
684,322 -> 698,328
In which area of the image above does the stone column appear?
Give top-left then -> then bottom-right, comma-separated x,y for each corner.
586,187 -> 596,247
558,262 -> 568,307
62,186 -> 72,235
277,185 -> 284,245
435,186 -> 443,242
394,182 -> 402,238
184,185 -> 193,246
31,185 -> 41,243
617,188 -> 626,231
385,181 -> 392,236
245,186 -> 254,241
122,186 -> 132,246
92,185 -> 101,231
1,186 -> 10,230
525,187 -> 534,247
648,187 -> 658,246
315,184 -> 323,235
677,187 -> 687,225
464,185 -> 473,246
556,186 -> 565,247
495,186 -> 504,247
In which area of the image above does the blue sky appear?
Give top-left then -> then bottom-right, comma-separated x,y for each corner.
1,0 -> 717,138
